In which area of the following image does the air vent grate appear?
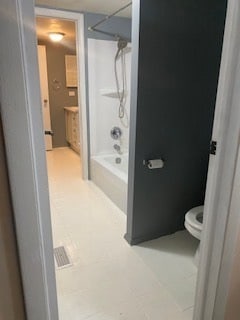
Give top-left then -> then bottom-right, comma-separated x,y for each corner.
54,246 -> 71,268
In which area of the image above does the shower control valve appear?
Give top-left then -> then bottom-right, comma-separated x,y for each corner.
110,127 -> 122,140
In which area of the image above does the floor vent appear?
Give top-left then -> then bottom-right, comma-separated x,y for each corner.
54,246 -> 71,268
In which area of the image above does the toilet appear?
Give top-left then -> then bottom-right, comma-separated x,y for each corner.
184,205 -> 204,265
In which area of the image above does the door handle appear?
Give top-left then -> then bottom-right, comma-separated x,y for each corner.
44,130 -> 54,136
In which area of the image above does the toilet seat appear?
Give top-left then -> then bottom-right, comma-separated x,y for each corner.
184,205 -> 204,240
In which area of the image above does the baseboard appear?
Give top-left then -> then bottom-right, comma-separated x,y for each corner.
124,226 -> 185,246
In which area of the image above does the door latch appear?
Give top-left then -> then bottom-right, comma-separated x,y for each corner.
210,140 -> 217,155
44,130 -> 54,136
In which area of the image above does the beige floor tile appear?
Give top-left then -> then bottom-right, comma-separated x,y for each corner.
47,148 -> 196,320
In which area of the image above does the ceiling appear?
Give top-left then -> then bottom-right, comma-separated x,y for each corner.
36,17 -> 76,48
35,0 -> 132,18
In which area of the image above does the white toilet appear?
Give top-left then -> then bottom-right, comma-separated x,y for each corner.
184,205 -> 204,265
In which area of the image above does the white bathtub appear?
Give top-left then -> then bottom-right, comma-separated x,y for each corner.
90,154 -> 128,213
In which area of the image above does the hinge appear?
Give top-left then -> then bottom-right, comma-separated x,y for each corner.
210,140 -> 217,155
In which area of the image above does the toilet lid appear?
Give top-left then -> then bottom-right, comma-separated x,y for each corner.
185,205 -> 204,232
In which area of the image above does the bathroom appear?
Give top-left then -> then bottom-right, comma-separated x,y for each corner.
34,1 -> 227,319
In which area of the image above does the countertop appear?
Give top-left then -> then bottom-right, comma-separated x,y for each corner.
64,106 -> 79,113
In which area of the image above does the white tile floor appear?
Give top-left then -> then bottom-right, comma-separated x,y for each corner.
47,147 -> 198,320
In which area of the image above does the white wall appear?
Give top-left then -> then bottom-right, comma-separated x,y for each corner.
88,39 -> 131,156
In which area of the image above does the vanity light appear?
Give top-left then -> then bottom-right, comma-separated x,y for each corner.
48,32 -> 65,42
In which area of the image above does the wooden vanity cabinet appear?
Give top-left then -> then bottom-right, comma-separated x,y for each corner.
64,106 -> 80,154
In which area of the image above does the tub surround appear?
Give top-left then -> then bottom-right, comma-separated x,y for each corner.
88,39 -> 131,157
88,38 -> 131,212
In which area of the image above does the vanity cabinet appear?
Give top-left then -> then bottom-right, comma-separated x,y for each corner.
64,107 -> 80,154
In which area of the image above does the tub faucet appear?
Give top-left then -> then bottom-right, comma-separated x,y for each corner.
113,144 -> 122,155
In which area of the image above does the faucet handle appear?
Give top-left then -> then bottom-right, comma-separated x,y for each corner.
111,127 -> 122,140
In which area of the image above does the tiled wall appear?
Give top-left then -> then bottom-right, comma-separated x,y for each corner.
88,39 -> 131,156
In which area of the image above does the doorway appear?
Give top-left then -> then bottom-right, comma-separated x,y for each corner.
0,0 -> 238,318
36,7 -> 88,180
35,6 -> 200,320
36,17 -> 81,154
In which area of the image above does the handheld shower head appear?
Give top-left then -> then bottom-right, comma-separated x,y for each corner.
117,38 -> 128,50
115,38 -> 128,60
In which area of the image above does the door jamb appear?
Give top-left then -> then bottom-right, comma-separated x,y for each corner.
35,7 -> 89,180
194,0 -> 240,318
0,0 -> 58,318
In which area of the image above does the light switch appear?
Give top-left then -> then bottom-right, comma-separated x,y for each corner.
69,91 -> 75,97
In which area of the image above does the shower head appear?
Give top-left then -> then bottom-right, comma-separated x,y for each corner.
117,38 -> 128,50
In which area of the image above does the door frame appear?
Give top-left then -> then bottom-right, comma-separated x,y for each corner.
1,0 -> 240,319
193,0 -> 240,318
0,0 -> 59,318
35,7 -> 89,180
37,44 -> 53,151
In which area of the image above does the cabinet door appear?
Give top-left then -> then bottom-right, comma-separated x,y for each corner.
65,110 -> 80,153
76,117 -> 80,154
71,113 -> 80,153
65,111 -> 72,143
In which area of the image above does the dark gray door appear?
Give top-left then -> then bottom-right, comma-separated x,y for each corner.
126,0 -> 227,244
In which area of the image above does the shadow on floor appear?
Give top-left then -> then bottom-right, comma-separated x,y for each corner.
135,230 -> 199,257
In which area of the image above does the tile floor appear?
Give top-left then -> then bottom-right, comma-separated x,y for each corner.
47,147 -> 198,320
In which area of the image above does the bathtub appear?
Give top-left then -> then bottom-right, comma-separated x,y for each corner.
90,154 -> 128,213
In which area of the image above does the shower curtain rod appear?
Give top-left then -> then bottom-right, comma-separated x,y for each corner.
88,2 -> 132,40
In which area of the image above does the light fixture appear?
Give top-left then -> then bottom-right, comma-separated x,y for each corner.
48,32 -> 65,42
